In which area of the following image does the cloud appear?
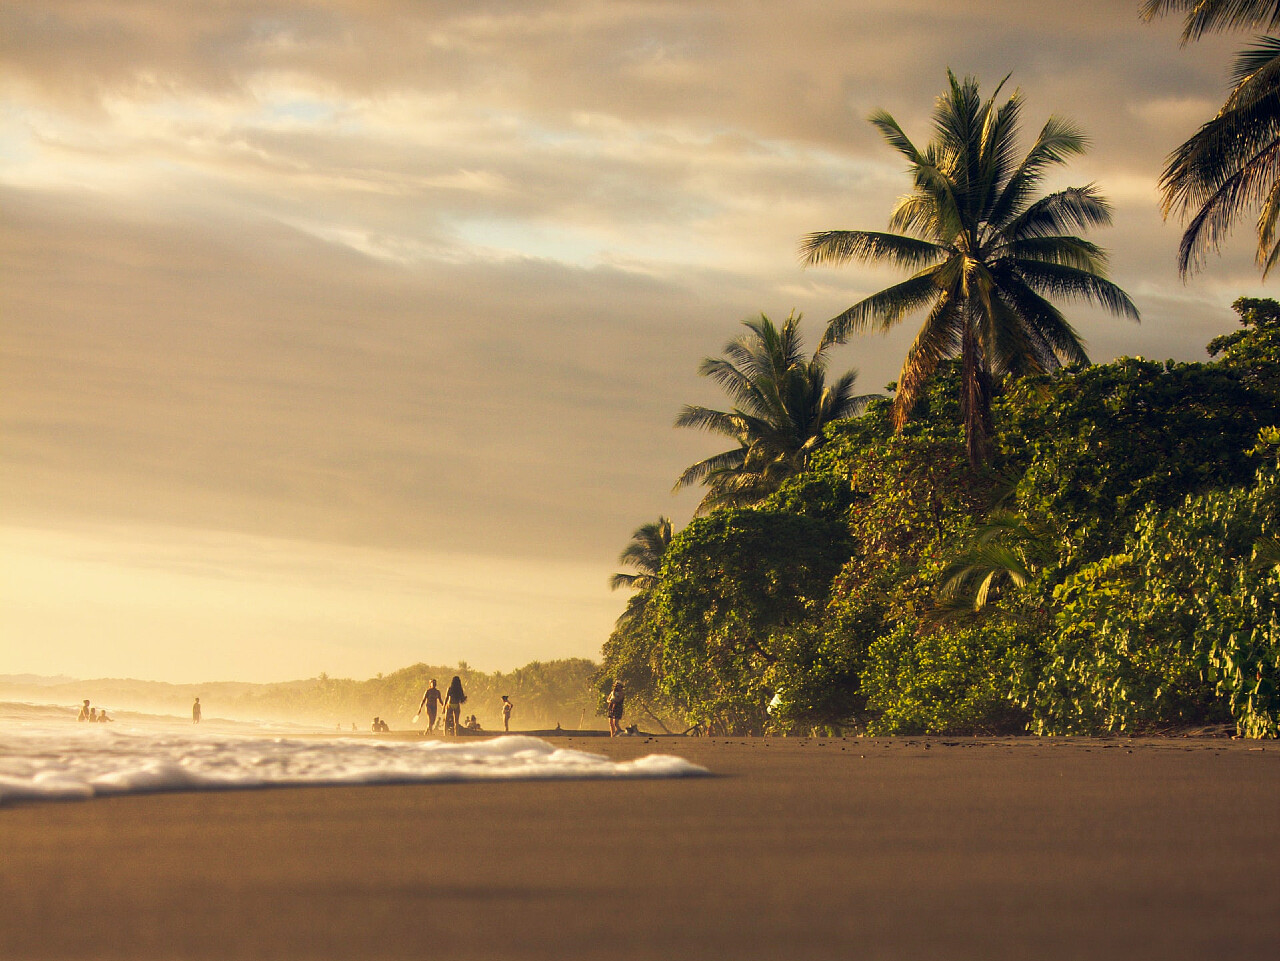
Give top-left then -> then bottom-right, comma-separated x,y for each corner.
0,0 -> 1266,679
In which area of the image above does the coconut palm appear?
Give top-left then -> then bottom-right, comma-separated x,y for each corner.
1143,1 -> 1280,275
610,516 -> 673,592
610,516 -> 674,628
674,311 -> 875,513
800,72 -> 1139,466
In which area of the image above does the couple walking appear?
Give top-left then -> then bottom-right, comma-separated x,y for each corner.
415,676 -> 468,735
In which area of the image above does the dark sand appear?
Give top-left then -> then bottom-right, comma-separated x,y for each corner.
3,736 -> 1278,960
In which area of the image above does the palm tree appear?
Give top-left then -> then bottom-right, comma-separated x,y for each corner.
1143,1 -> 1280,275
800,72 -> 1139,466
610,516 -> 674,627
930,512 -> 1051,621
674,311 -> 875,513
610,516 -> 673,592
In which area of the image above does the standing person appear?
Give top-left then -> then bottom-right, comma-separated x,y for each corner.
606,681 -> 625,737
442,675 -> 466,736
77,699 -> 91,721
415,679 -> 445,733
501,695 -> 513,733
192,697 -> 202,724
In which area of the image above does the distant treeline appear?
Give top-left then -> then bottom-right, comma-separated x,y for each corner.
0,659 -> 602,731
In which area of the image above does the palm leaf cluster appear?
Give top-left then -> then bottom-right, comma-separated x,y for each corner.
674,311 -> 874,513
609,516 -> 673,627
801,71 -> 1138,465
930,512 -> 1051,621
1143,1 -> 1280,274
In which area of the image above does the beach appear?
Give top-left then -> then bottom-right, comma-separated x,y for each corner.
3,735 -> 1278,960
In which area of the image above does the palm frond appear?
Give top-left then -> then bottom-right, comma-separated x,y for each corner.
1012,261 -> 1141,321
890,291 -> 963,428
1004,186 -> 1114,241
798,230 -> 945,269
1141,0 -> 1280,42
820,267 -> 947,346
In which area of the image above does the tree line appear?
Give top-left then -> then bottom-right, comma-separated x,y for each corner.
598,7 -> 1280,737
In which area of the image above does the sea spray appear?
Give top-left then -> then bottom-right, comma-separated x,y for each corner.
0,715 -> 708,805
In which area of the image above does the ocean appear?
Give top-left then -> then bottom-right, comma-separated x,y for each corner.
0,702 -> 707,805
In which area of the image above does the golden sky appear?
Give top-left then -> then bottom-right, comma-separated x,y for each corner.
0,0 -> 1268,682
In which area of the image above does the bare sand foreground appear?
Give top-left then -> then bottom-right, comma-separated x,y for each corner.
2,736 -> 1279,961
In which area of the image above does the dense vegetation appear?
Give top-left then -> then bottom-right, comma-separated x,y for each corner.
601,296 -> 1280,737
598,64 -> 1280,739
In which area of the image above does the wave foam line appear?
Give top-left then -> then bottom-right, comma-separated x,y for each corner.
0,734 -> 708,805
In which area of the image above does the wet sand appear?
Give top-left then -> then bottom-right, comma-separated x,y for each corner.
2,735 -> 1278,960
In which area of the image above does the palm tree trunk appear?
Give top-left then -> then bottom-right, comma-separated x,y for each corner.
960,322 -> 993,467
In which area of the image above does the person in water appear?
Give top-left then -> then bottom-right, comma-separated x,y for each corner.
97,709 -> 112,722
501,695 -> 513,732
442,676 -> 466,736
89,708 -> 97,722
606,681 -> 625,737
78,700 -> 91,722
416,679 -> 444,732
192,697 -> 202,724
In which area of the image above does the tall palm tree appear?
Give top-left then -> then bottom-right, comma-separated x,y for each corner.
800,72 -> 1138,466
610,516 -> 674,627
1143,1 -> 1280,275
674,311 -> 875,513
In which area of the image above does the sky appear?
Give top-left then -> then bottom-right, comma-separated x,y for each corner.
0,0 -> 1272,683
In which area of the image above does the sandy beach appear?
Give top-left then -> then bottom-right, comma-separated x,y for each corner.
3,735 -> 1278,961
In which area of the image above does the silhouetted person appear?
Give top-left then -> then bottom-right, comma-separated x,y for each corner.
98,709 -> 112,723
501,695 -> 513,732
607,681 -> 625,737
78,700 -> 91,722
192,698 -> 202,724
416,679 -> 444,732
443,676 -> 466,736
89,708 -> 97,722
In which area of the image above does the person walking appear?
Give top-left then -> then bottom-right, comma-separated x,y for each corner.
606,681 -> 625,737
442,676 -> 466,736
415,679 -> 445,733
501,695 -> 513,732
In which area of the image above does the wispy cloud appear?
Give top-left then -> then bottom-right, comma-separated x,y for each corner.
0,0 -> 1268,679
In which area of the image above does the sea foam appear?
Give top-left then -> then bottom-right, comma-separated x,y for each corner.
0,714 -> 708,805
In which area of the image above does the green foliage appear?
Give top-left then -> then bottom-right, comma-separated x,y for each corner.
1208,297 -> 1280,401
651,507 -> 854,733
606,297 -> 1280,737
595,616 -> 679,732
999,356 -> 1276,566
861,615 -> 1034,735
764,434 -> 990,731
1028,445 -> 1280,736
